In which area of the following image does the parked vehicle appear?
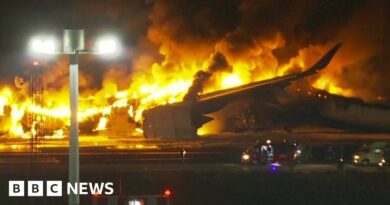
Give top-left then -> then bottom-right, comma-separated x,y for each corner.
353,142 -> 390,166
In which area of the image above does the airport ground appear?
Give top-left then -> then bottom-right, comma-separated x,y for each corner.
0,131 -> 390,205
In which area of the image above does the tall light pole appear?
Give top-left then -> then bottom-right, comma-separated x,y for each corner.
63,29 -> 85,205
30,29 -> 120,205
69,52 -> 79,205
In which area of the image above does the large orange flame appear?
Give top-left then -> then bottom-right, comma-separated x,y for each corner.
0,41 -> 365,139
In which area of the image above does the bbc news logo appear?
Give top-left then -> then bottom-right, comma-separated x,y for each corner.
9,181 -> 114,197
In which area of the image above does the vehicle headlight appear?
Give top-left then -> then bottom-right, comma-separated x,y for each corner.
381,159 -> 386,163
242,154 -> 250,161
353,155 -> 360,160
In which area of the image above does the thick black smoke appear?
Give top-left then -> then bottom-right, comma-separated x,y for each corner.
145,0 -> 389,102
0,0 -> 389,102
183,52 -> 232,101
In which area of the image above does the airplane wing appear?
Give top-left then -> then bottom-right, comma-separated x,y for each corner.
194,43 -> 342,113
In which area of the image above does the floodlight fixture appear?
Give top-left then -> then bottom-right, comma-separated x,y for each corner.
95,35 -> 121,55
30,37 -> 57,54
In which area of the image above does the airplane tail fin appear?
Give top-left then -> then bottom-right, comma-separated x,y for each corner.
302,43 -> 342,76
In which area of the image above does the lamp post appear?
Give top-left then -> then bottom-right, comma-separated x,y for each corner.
69,52 -> 79,205
63,29 -> 85,205
30,29 -> 120,205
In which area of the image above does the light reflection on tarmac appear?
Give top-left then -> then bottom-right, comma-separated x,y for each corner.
0,161 -> 388,175
0,132 -> 390,175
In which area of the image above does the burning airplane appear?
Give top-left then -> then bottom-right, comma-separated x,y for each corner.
1,42 -> 389,142
143,44 -> 342,139
0,1 -> 388,142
